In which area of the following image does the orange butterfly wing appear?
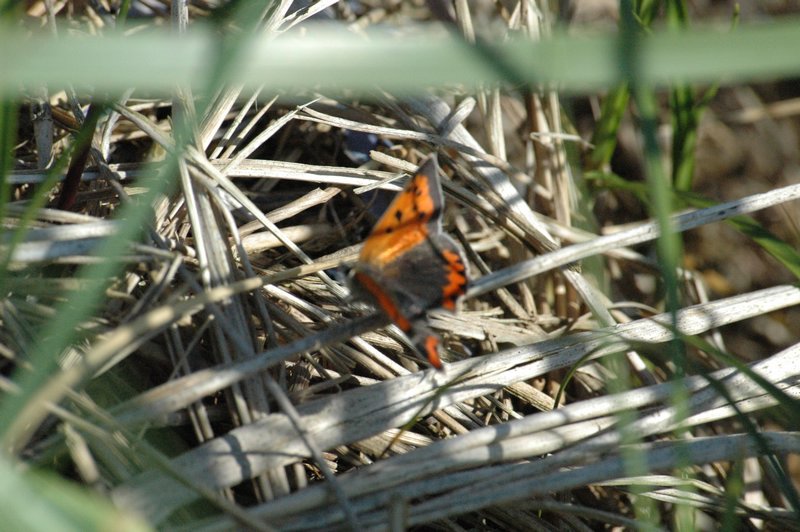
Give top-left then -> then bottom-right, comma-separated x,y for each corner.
357,156 -> 441,268
353,154 -> 468,368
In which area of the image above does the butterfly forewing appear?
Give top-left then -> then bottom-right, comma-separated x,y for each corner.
358,156 -> 444,268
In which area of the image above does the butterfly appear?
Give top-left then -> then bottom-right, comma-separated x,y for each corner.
350,154 -> 469,369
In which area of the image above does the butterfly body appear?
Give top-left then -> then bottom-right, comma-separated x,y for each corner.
351,155 -> 468,368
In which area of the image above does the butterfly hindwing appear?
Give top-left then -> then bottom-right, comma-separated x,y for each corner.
376,232 -> 468,316
410,325 -> 443,369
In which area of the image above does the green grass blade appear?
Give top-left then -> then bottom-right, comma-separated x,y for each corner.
0,98 -> 16,226
0,20 -> 797,94
0,456 -> 151,532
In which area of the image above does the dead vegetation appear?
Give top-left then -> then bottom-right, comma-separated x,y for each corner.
3,1 -> 800,530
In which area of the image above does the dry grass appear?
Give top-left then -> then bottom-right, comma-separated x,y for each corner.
3,1 -> 800,531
